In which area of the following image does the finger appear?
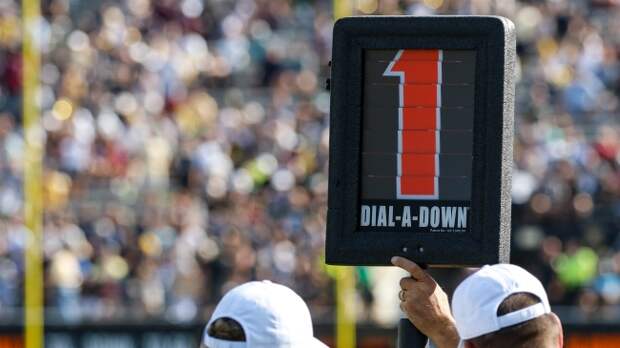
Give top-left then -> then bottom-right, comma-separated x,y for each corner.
391,256 -> 430,281
398,289 -> 406,302
399,301 -> 407,313
400,276 -> 434,297
399,276 -> 416,290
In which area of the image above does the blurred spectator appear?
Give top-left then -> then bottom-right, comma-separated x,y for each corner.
0,0 -> 618,324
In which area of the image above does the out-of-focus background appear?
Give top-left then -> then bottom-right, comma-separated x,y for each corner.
1,0 -> 619,347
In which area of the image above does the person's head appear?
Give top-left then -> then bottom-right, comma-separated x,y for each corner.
202,280 -> 327,348
452,264 -> 563,348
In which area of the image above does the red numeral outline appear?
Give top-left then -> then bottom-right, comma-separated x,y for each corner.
384,49 -> 442,200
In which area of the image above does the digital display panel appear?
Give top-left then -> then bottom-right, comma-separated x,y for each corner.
359,49 -> 475,233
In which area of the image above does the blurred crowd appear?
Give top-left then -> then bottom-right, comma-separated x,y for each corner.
0,0 -> 619,324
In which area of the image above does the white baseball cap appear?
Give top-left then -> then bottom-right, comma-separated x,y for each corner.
203,280 -> 328,348
452,264 -> 552,341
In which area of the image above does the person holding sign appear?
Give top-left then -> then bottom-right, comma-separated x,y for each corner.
392,256 -> 564,348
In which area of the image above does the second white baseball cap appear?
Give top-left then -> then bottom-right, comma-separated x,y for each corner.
203,280 -> 328,348
451,264 -> 551,340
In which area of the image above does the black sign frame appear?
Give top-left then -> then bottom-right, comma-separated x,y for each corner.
326,16 -> 515,266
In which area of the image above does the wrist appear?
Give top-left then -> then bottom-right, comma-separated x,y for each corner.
430,317 -> 459,348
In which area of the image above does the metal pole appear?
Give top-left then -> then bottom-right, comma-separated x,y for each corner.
335,267 -> 356,348
22,0 -> 44,346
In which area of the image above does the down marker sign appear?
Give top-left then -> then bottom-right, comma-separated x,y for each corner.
326,16 -> 515,267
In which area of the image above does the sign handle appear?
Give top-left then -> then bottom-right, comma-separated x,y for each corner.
398,318 -> 428,348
